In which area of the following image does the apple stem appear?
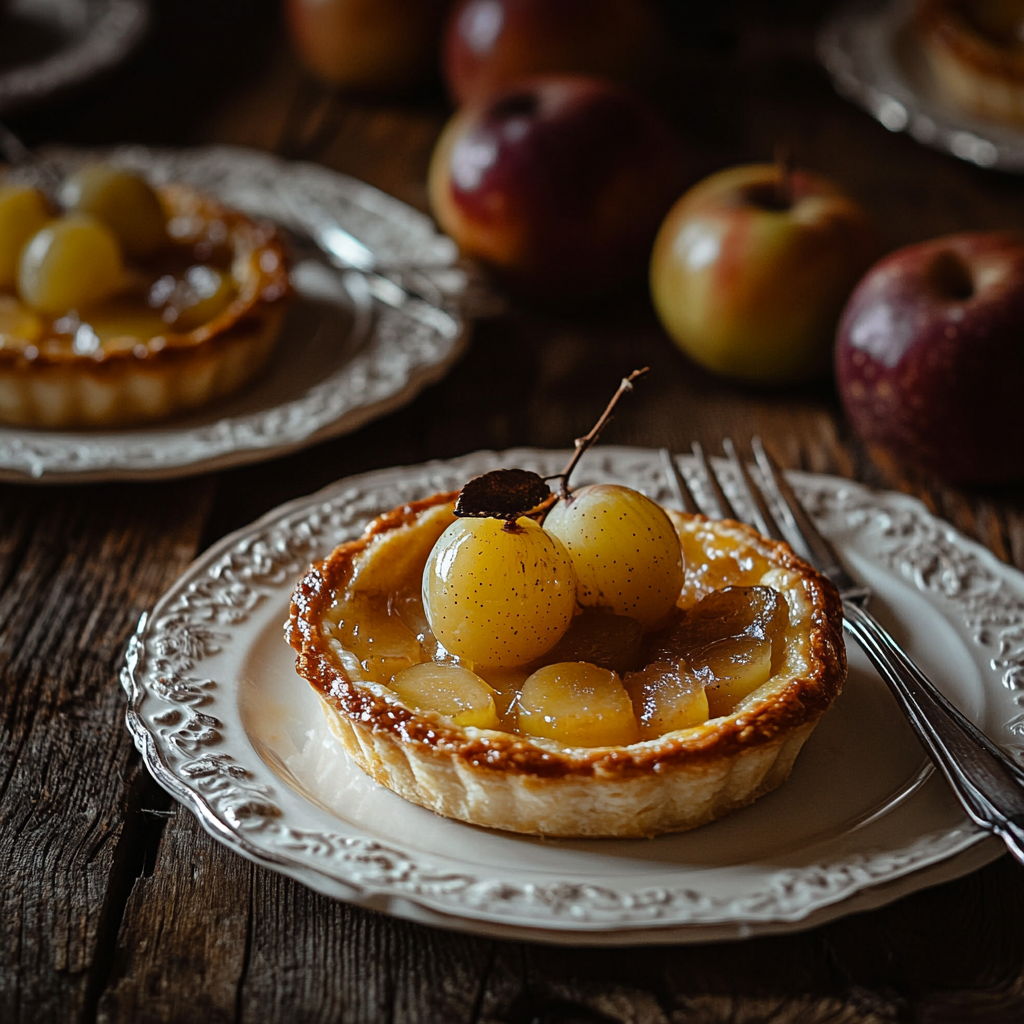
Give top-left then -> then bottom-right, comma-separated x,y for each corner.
775,143 -> 794,209
548,368 -> 650,501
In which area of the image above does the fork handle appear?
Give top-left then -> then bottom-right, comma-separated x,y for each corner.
843,599 -> 1024,864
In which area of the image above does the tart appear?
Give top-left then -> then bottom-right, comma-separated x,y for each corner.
916,0 -> 1024,124
288,490 -> 846,839
0,181 -> 289,428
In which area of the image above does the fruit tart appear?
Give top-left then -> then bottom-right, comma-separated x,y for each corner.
289,384 -> 846,839
916,0 -> 1024,124
0,164 -> 289,428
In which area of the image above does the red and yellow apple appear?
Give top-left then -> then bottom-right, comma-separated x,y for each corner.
285,0 -> 452,92
429,75 -> 689,298
650,164 -> 882,384
442,0 -> 665,106
836,232 -> 1024,484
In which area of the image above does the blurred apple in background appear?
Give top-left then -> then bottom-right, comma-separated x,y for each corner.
429,75 -> 689,299
286,0 -> 452,92
836,232 -> 1024,485
650,163 -> 881,384
443,0 -> 665,106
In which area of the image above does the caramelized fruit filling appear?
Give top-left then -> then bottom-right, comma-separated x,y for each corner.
324,555 -> 796,748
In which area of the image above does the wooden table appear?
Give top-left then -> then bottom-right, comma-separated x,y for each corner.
4,1 -> 1024,1020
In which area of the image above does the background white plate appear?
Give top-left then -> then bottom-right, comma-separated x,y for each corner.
0,145 -> 472,482
123,447 -> 1021,945
819,0 -> 1024,171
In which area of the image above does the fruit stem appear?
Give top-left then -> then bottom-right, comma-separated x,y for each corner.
550,368 -> 649,501
774,143 -> 793,210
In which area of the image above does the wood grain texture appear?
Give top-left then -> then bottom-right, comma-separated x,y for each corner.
4,0 -> 1024,1020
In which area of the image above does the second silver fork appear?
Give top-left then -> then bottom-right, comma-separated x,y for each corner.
663,439 -> 1024,867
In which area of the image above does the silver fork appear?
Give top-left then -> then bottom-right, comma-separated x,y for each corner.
663,438 -> 1024,867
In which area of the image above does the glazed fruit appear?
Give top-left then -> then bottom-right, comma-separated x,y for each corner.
517,661 -> 640,746
422,515 -> 578,667
289,487 -> 847,838
623,660 -> 709,739
17,215 -> 123,316
543,483 -> 684,630
0,186 -> 50,290
59,164 -> 166,258
150,264 -> 236,330
389,662 -> 501,729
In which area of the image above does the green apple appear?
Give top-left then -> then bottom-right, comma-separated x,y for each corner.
649,163 -> 881,384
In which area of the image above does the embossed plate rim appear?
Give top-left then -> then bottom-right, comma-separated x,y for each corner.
0,144 -> 470,483
123,448 -> 1017,944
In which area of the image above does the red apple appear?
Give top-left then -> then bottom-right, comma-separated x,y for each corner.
286,0 -> 452,92
836,232 -> 1024,484
650,163 -> 882,384
428,75 -> 689,298
443,0 -> 665,106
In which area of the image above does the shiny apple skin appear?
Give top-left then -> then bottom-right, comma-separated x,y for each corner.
650,164 -> 881,384
429,75 -> 689,298
443,0 -> 663,106
836,232 -> 1024,485
286,0 -> 451,92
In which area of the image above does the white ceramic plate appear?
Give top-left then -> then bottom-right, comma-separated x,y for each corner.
0,146 -> 472,482
819,0 -> 1024,171
122,447 -> 1021,945
0,0 -> 149,115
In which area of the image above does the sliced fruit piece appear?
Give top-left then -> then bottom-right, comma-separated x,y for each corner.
690,636 -> 772,718
517,661 -> 639,747
390,662 -> 500,729
623,659 -> 709,739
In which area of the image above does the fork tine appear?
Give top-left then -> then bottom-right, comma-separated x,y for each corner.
750,437 -> 862,593
721,438 -> 787,542
691,441 -> 738,520
659,448 -> 700,514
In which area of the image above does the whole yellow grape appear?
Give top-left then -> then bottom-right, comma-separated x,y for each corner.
543,484 -> 684,630
422,515 -> 578,668
18,215 -> 124,316
60,164 -> 166,259
0,186 -> 50,291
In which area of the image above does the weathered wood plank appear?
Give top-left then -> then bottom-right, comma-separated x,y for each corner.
0,480 -> 214,1023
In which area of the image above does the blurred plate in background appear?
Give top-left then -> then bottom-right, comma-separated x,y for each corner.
819,0 -> 1024,172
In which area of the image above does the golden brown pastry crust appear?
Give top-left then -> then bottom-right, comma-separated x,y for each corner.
288,491 -> 846,836
0,184 -> 289,428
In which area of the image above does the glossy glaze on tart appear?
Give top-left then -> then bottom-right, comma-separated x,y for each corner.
289,490 -> 846,839
916,0 -> 1024,124
0,184 -> 289,428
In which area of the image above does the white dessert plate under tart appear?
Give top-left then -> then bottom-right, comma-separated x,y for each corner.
0,145 -> 472,482
0,0 -> 149,115
122,447 -> 1017,945
819,0 -> 1024,171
